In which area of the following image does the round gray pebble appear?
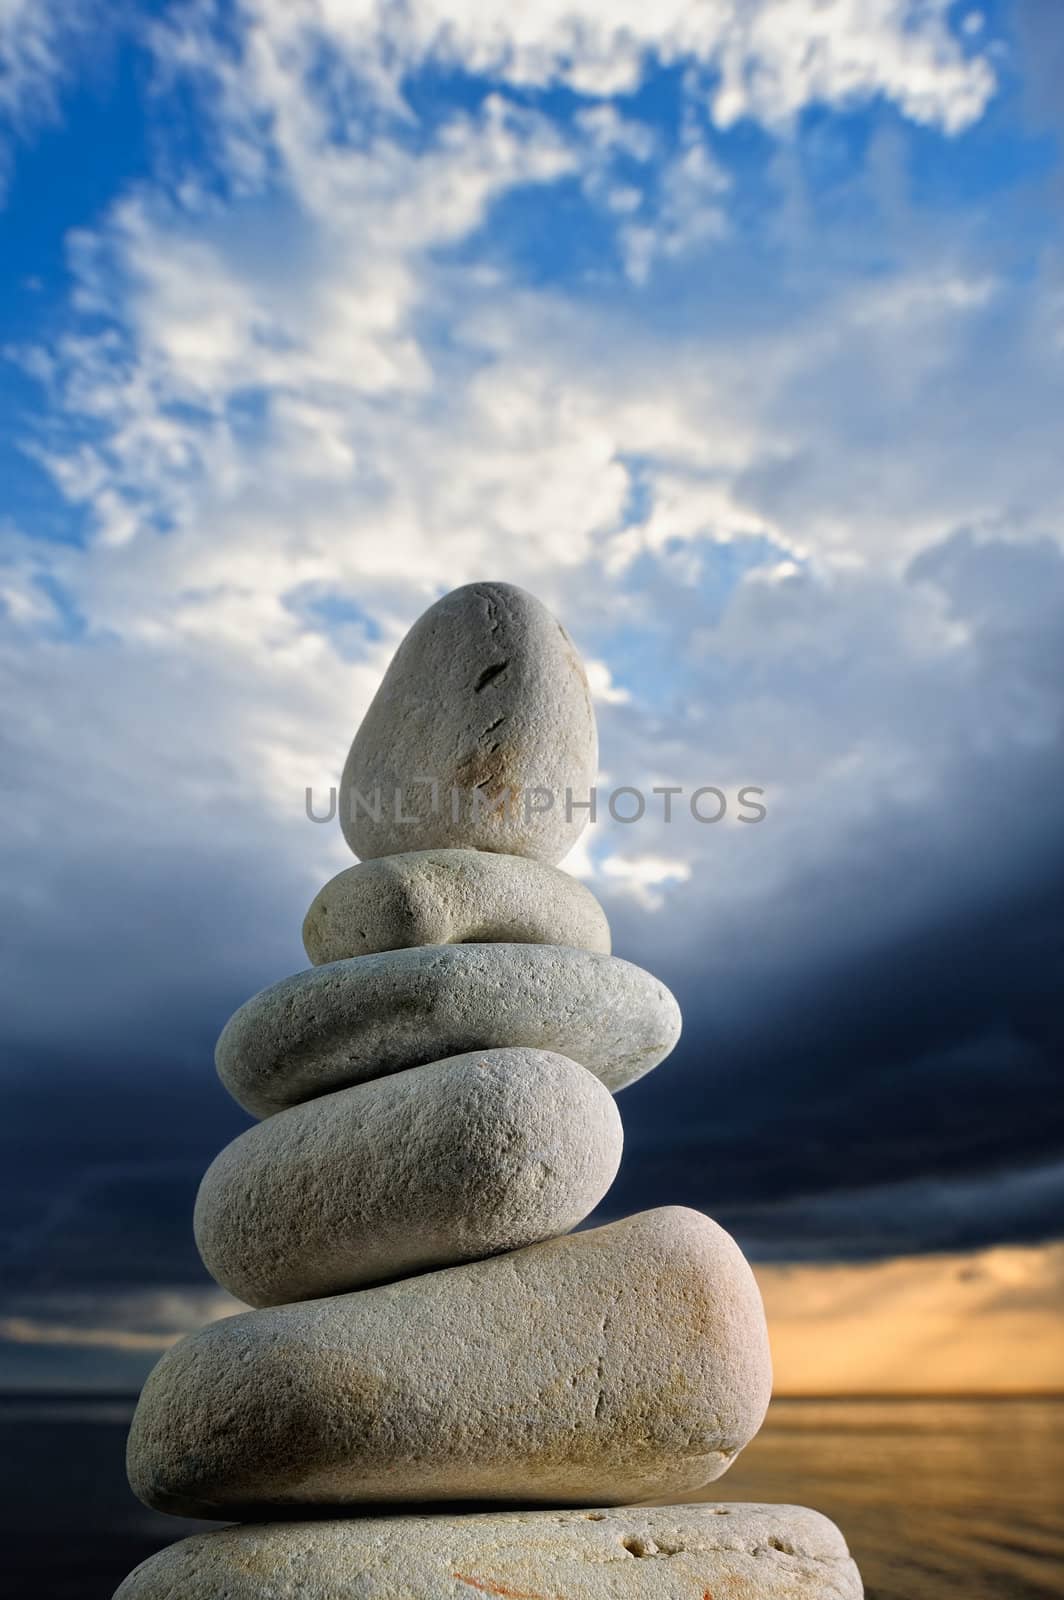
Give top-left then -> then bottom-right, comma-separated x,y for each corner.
339,581 -> 598,864
195,1048 -> 623,1306
216,943 -> 681,1118
303,848 -> 610,963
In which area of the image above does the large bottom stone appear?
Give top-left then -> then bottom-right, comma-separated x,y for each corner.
127,1208 -> 770,1518
113,1503 -> 863,1598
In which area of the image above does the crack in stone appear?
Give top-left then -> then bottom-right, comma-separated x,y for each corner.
474,659 -> 510,693
592,1287 -> 624,1421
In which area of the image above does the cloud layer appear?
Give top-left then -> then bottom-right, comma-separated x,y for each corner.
1,0 -> 1062,1359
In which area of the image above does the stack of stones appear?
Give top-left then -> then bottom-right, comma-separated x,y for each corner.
115,583 -> 862,1598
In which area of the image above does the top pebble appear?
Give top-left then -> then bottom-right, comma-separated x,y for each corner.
340,582 -> 598,864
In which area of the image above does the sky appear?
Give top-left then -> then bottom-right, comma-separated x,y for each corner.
0,0 -> 1062,1393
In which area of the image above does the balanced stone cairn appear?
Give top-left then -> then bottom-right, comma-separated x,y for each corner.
115,582 -> 863,1598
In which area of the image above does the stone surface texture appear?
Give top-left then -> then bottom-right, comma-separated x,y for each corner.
303,848 -> 611,963
114,1503 -> 863,1598
216,944 -> 682,1118
195,1048 -> 623,1307
127,1207 -> 771,1518
339,581 -> 598,864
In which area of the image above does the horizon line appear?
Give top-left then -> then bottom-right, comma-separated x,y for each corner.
1,1387 -> 1063,1402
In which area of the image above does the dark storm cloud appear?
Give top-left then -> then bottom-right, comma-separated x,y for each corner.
593,528 -> 1064,1257
0,1049 -> 240,1297
5,791 -> 1063,1289
605,860 -> 1064,1258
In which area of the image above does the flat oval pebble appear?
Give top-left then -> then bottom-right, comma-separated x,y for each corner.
339,581 -> 597,863
216,944 -> 681,1118
195,1048 -> 622,1307
113,1503 -> 863,1599
127,1207 -> 771,1517
303,847 -> 610,963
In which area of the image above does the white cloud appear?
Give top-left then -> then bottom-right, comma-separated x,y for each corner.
709,0 -> 994,134
9,197 -> 1062,996
600,852 -> 693,911
585,659 -> 631,705
0,0 -> 102,200
155,0 -> 995,145
620,131 -> 732,284
6,0 -> 1014,669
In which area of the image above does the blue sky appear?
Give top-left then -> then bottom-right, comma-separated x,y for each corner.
2,0 -> 1064,1389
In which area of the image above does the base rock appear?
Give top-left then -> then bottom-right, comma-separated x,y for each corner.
114,1502 -> 863,1598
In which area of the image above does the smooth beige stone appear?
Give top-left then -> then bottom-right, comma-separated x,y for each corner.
339,582 -> 597,864
216,944 -> 681,1118
127,1207 -> 771,1518
195,1048 -> 623,1307
113,1503 -> 863,1598
303,848 -> 611,963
